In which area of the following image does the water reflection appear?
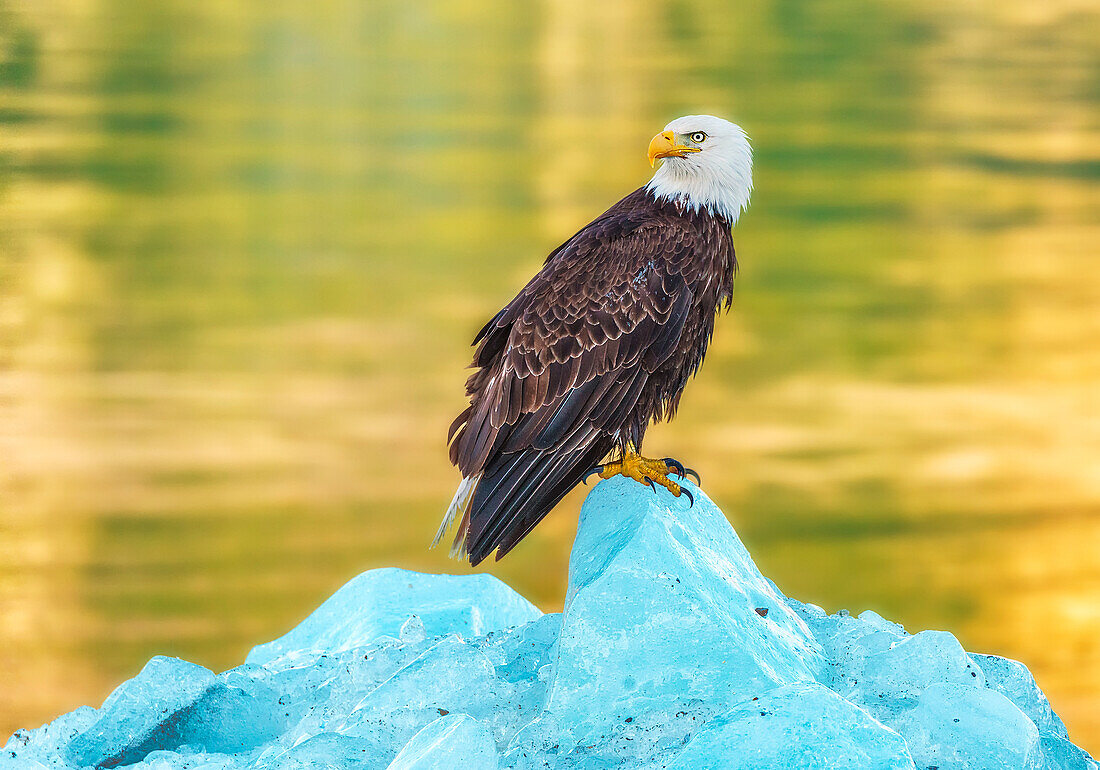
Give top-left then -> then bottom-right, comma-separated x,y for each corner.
1,0 -> 1097,752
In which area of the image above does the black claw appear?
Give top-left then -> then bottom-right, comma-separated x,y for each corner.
681,487 -> 695,507
582,465 -> 604,485
642,476 -> 657,493
663,457 -> 686,477
662,457 -> 701,485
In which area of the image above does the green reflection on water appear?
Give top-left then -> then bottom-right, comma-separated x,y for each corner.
2,0 -> 1098,752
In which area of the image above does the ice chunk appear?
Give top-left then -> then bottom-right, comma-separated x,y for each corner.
850,630 -> 985,707
251,732 -> 386,769
126,750 -> 246,769
887,682 -> 1044,769
507,701 -> 739,768
55,667 -> 282,768
973,653 -> 1067,736
256,635 -> 453,754
0,758 -> 51,770
64,656 -> 216,769
166,672 -> 286,754
544,477 -> 825,741
857,609 -> 908,634
476,613 -> 561,683
399,615 -> 427,645
794,608 -> 988,726
2,706 -> 98,769
790,603 -> 908,646
328,636 -> 514,759
664,682 -> 916,770
386,714 -> 498,770
247,568 -> 541,665
1040,732 -> 1100,770
968,654 -> 1099,768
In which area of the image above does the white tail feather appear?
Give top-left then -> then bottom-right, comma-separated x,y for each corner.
432,474 -> 480,554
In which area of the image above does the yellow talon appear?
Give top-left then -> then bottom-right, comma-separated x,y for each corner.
598,450 -> 683,497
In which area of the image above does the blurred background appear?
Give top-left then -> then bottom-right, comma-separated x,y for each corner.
1,0 -> 1098,753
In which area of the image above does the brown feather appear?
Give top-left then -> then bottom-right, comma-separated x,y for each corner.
446,185 -> 737,562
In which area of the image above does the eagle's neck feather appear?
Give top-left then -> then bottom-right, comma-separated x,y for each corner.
645,155 -> 752,225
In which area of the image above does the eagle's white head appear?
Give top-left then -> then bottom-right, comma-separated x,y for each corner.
645,114 -> 753,225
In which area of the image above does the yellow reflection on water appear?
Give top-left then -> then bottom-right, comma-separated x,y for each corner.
1,0 -> 1098,753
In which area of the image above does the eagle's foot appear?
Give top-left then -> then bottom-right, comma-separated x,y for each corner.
594,451 -> 694,505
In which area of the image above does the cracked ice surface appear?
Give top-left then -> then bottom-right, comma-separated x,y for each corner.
4,477 -> 1096,769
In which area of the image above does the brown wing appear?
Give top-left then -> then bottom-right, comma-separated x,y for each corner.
447,211 -> 698,564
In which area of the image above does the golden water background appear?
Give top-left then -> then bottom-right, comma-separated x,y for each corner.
1,0 -> 1098,752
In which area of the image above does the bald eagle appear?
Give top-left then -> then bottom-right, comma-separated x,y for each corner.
437,115 -> 753,566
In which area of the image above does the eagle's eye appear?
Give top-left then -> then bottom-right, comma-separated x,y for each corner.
689,131 -> 707,143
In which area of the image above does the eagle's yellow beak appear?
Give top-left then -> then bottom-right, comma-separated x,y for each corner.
647,130 -> 701,167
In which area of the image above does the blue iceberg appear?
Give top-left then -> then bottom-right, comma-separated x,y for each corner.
3,476 -> 1095,769
246,568 -> 542,666
544,477 -> 824,743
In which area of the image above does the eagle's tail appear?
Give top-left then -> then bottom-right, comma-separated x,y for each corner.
460,437 -> 614,566
433,473 -> 480,558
